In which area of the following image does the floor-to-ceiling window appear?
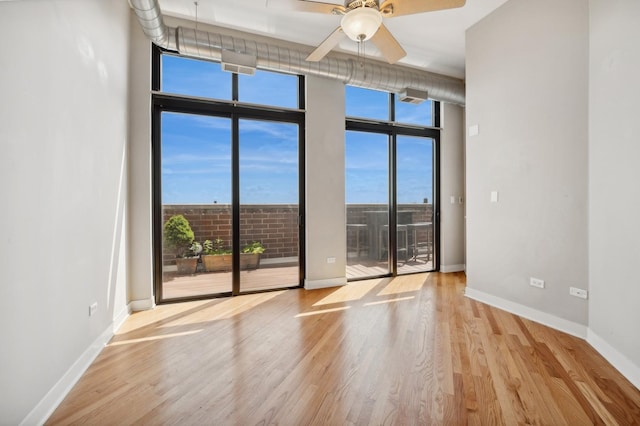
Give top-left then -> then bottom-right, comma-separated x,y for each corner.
153,48 -> 305,303
345,86 -> 439,280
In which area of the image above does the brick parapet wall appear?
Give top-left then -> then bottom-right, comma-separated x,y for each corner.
162,205 -> 299,264
345,203 -> 433,224
162,203 -> 433,264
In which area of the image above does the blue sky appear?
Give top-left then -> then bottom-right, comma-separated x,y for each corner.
345,131 -> 433,204
161,55 -> 433,205
161,113 -> 299,204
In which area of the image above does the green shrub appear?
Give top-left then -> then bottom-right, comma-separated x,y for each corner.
203,238 -> 232,255
242,241 -> 265,254
163,215 -> 195,258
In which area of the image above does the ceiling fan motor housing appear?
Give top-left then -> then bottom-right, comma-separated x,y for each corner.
344,0 -> 379,9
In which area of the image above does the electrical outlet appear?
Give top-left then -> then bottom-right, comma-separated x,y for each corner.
327,257 -> 336,264
89,302 -> 98,317
530,277 -> 545,289
569,287 -> 588,299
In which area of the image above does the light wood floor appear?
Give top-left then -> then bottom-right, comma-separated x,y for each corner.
47,273 -> 640,425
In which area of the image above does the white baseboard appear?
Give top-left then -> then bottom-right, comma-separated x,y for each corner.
113,305 -> 130,332
129,297 -> 155,312
20,324 -> 114,426
305,277 -> 347,290
587,329 -> 640,391
441,264 -> 465,273
464,287 -> 588,339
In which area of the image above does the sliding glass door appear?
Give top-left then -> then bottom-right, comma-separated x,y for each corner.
160,112 -> 233,299
157,112 -> 303,301
239,119 -> 301,292
344,86 -> 439,280
345,131 -> 390,279
396,135 -> 435,274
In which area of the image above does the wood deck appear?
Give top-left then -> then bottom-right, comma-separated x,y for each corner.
47,272 -> 640,425
162,258 -> 433,299
162,266 -> 300,299
347,257 -> 434,279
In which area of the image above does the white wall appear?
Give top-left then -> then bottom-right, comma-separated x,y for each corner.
588,0 -> 640,387
0,1 -> 131,424
440,103 -> 466,272
305,76 -> 348,288
128,13 -> 154,309
465,0 -> 589,328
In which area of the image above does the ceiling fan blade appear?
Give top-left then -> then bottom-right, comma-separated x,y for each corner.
370,23 -> 407,64
379,0 -> 466,18
266,0 -> 346,14
306,27 -> 345,61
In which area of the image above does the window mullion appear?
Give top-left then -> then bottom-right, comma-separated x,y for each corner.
389,132 -> 398,275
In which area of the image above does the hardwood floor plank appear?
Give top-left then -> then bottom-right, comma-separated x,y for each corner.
503,334 -> 570,425
476,318 -> 525,425
549,376 -> 597,425
576,381 -> 622,426
46,272 -> 640,425
537,341 -> 606,424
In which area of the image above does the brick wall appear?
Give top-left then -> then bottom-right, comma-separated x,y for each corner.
345,203 -> 433,224
162,203 -> 433,264
162,204 -> 299,264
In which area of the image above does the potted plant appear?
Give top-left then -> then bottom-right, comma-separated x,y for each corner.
240,241 -> 265,270
163,214 -> 198,275
201,238 -> 233,272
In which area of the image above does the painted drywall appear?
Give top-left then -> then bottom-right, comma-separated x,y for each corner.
588,0 -> 640,383
465,0 -> 589,325
305,76 -> 348,287
128,12 -> 155,309
0,1 -> 131,423
440,103 -> 466,272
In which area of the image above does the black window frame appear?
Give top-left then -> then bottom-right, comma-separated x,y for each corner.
152,46 -> 306,304
346,88 -> 441,278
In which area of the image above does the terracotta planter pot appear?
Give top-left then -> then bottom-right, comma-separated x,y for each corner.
176,257 -> 198,275
240,253 -> 261,270
202,254 -> 233,272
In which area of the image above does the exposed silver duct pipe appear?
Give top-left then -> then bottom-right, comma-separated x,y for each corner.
129,0 -> 465,105
129,0 -> 176,50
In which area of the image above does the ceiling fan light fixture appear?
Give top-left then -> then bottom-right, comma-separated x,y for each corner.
340,6 -> 382,42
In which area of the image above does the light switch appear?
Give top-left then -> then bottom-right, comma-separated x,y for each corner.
468,124 -> 479,137
491,191 -> 499,203
450,196 -> 455,204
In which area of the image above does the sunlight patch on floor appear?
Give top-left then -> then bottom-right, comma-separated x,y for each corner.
159,290 -> 287,327
363,296 -> 415,306
295,306 -> 351,317
109,329 -> 203,346
117,299 -> 212,335
312,278 -> 387,306
377,273 -> 430,296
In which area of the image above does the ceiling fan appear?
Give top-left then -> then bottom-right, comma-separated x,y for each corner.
267,0 -> 466,64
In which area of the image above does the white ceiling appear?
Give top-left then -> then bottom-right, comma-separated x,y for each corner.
158,0 -> 509,79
